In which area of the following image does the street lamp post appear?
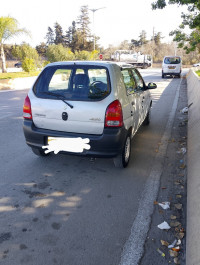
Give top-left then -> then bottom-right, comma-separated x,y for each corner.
89,7 -> 106,51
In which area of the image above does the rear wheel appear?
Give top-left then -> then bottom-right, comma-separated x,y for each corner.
31,147 -> 50,157
162,71 -> 165,78
113,134 -> 131,168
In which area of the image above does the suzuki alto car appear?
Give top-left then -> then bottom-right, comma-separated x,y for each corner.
23,61 -> 157,168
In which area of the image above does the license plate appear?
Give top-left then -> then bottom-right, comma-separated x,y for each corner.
45,136 -> 91,154
168,66 -> 176,69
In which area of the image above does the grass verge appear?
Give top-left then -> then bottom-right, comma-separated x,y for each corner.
0,71 -> 40,80
196,70 -> 200,77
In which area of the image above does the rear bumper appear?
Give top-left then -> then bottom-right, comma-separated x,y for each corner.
163,68 -> 181,75
23,119 -> 128,158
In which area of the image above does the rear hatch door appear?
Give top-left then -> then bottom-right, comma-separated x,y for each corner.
31,64 -> 112,135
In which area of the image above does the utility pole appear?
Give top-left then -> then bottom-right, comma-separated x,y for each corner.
152,27 -> 155,62
89,7 -> 106,51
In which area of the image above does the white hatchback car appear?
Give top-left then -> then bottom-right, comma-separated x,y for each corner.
23,61 -> 157,168
162,56 -> 182,78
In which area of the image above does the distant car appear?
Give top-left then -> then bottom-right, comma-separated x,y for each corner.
23,61 -> 157,168
193,62 -> 200,67
162,56 -> 182,78
14,62 -> 22,68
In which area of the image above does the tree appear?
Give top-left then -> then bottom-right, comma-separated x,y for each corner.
76,5 -> 93,51
46,44 -> 75,62
54,22 -> 65,45
152,0 -> 200,53
65,21 -> 77,51
139,30 -> 148,45
12,43 -> 39,61
153,32 -> 163,46
45,27 -> 54,45
12,43 -> 39,71
119,40 -> 131,50
0,16 -> 28,72
36,42 -> 47,57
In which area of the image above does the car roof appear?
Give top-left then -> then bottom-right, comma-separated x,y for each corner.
164,56 -> 181,58
45,61 -> 134,69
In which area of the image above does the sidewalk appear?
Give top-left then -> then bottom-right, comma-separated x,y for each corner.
140,78 -> 187,264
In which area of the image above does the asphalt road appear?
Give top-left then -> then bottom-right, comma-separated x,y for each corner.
0,68 -> 188,265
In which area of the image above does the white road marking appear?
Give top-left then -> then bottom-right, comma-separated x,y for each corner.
119,79 -> 182,265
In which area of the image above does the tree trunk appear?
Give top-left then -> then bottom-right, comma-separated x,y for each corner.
0,44 -> 7,73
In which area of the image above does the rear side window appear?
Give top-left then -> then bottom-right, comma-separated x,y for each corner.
164,57 -> 181,64
121,69 -> 137,93
33,65 -> 111,101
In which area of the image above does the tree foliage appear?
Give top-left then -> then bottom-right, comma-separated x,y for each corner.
76,6 -> 91,46
44,5 -> 95,53
12,43 -> 39,72
45,27 -> 54,45
0,16 -> 29,72
12,43 -> 39,61
152,0 -> 200,53
54,22 -> 65,45
46,44 -> 75,62
36,42 -> 47,57
22,58 -> 36,72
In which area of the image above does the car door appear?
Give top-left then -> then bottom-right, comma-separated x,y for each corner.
121,69 -> 140,136
131,68 -> 150,127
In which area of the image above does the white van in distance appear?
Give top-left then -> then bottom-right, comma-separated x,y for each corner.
162,56 -> 182,78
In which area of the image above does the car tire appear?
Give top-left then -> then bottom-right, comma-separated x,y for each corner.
162,71 -> 165,78
31,147 -> 50,157
143,108 -> 151,126
113,134 -> 131,168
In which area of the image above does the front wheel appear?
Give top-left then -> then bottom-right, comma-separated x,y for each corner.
113,135 -> 131,168
143,108 -> 151,126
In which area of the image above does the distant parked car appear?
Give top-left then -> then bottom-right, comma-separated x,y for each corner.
162,56 -> 182,78
193,62 -> 200,67
14,62 -> 22,68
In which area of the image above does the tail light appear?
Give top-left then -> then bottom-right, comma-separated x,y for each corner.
105,100 -> 123,127
23,95 -> 32,119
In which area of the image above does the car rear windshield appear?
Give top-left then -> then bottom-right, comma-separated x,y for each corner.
33,65 -> 111,101
164,57 -> 181,64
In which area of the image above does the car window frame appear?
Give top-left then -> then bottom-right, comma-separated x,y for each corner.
33,65 -> 111,102
121,68 -> 137,94
131,68 -> 145,92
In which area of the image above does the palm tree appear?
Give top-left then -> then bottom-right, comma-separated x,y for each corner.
0,16 -> 29,73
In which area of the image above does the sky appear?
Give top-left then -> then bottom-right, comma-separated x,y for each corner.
1,0 -> 188,48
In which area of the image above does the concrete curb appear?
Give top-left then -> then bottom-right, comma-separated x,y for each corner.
0,76 -> 37,91
186,69 -> 200,265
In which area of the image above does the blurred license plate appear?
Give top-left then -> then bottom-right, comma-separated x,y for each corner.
168,66 -> 176,69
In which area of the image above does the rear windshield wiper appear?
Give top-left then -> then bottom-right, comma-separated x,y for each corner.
41,91 -> 73,109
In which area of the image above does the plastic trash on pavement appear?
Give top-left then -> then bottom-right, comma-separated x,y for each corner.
158,202 -> 170,210
168,239 -> 177,249
157,248 -> 165,257
157,221 -> 171,230
181,107 -> 188,114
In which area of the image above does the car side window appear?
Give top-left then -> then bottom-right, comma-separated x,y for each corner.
131,69 -> 144,91
121,69 -> 137,93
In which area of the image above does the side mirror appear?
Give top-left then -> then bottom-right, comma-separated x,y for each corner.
147,82 -> 157,89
